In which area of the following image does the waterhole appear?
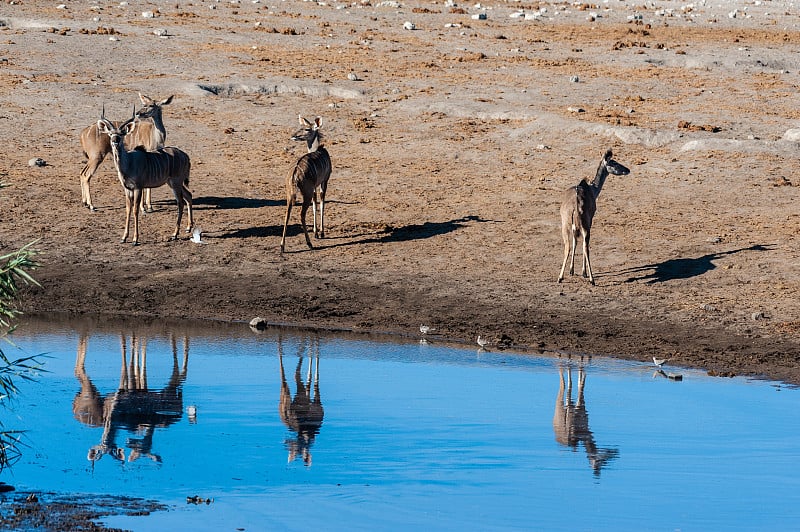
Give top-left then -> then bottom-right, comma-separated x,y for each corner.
2,314 -> 798,530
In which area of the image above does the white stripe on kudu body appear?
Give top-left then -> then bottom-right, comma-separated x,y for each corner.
97,108 -> 193,246
557,149 -> 630,285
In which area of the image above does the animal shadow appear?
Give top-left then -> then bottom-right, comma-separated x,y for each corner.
325,214 -> 495,249
191,196 -> 282,210
620,244 -> 772,284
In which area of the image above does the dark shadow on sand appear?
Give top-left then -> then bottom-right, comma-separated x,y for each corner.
319,215 -> 497,250
617,244 -> 772,284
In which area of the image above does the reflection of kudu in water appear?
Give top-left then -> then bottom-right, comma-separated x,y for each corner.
278,337 -> 324,466
73,332 -> 189,463
553,365 -> 619,477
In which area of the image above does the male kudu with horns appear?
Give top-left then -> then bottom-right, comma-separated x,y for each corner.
97,107 -> 193,245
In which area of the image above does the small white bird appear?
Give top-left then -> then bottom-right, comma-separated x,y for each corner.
653,356 -> 667,367
477,335 -> 490,349
420,325 -> 436,335
191,227 -> 205,244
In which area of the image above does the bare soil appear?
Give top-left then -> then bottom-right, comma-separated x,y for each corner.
2,0 -> 800,385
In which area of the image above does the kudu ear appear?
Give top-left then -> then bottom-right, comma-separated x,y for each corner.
139,93 -> 154,106
604,149 -> 613,160
97,118 -> 113,134
121,120 -> 136,135
299,114 -> 313,127
314,116 -> 322,129
160,95 -> 175,106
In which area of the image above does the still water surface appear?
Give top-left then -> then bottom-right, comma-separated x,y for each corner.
3,314 -> 799,530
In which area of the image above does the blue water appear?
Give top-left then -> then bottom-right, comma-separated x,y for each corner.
1,315 -> 798,531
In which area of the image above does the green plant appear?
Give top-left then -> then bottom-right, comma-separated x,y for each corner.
0,188 -> 42,471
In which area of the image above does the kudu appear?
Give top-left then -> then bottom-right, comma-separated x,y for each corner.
280,115 -> 333,253
553,364 -> 619,477
97,107 -> 193,245
73,331 -> 189,464
79,93 -> 174,212
558,149 -> 630,285
278,336 -> 324,466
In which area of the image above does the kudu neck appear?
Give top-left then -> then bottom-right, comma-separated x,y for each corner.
307,131 -> 321,152
589,161 -> 609,197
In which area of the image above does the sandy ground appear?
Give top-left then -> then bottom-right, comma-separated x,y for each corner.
1,0 -> 800,385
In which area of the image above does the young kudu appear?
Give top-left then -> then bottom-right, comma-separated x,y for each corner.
79,93 -> 174,212
97,108 -> 193,245
280,115 -> 333,253
557,149 -> 630,285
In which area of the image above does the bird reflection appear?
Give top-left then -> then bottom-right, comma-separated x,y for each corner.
278,335 -> 324,466
72,331 -> 189,464
553,364 -> 619,477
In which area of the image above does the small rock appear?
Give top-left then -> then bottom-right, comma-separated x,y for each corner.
28,157 -> 46,167
142,10 -> 155,18
700,303 -> 716,312
153,28 -> 169,37
569,75 -> 580,83
249,317 -> 268,331
751,312 -> 766,321
403,21 -> 416,30
347,72 -> 360,81
567,106 -> 585,113
471,13 -> 487,20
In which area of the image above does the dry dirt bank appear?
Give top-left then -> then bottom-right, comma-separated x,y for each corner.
0,0 -> 799,384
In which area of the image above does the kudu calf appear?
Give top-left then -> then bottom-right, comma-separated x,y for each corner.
79,93 -> 174,212
97,108 -> 193,245
280,115 -> 333,253
558,149 -> 630,285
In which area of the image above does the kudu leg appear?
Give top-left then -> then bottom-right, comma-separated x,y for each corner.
280,195 -> 295,254
568,233 -> 577,276
318,182 -> 328,239
582,233 -> 594,285
81,157 -> 104,211
131,188 -> 143,245
143,188 -> 153,213
170,186 -> 185,241
300,199 -> 314,249
182,185 -> 194,233
122,190 -> 134,243
558,234 -> 571,283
